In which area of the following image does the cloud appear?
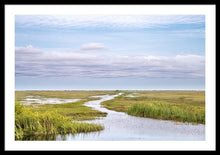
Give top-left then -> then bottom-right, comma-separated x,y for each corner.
15,46 -> 205,79
15,15 -> 205,29
80,43 -> 108,51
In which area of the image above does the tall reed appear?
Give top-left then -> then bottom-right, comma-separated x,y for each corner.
15,102 -> 104,140
126,102 -> 205,124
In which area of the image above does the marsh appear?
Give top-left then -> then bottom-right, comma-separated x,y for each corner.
15,90 -> 205,141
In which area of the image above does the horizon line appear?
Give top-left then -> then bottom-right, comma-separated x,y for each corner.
15,89 -> 205,91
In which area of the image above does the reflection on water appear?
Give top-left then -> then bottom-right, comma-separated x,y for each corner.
22,134 -> 57,141
23,93 -> 205,141
22,132 -> 104,141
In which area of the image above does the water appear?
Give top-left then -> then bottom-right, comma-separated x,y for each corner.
55,93 -> 205,141
21,96 -> 81,105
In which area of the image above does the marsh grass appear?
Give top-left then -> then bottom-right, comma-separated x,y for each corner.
126,102 -> 205,124
33,99 -> 107,121
15,102 -> 104,140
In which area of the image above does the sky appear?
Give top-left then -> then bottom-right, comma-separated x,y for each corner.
15,15 -> 205,90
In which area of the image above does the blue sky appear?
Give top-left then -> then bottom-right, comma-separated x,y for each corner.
15,15 -> 205,90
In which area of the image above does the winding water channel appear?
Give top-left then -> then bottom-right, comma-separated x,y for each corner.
55,93 -> 205,141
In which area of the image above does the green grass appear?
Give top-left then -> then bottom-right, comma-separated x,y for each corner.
126,102 -> 205,124
102,91 -> 205,124
15,102 -> 104,140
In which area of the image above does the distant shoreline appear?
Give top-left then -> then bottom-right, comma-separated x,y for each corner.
15,89 -> 205,91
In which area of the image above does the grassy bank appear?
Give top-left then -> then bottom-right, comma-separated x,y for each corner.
15,102 -> 104,140
32,100 -> 107,121
127,102 -> 205,124
102,91 -> 205,124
